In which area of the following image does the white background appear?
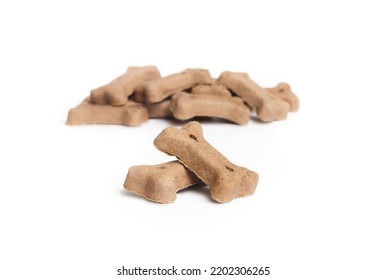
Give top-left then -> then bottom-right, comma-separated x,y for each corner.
1,1 -> 385,279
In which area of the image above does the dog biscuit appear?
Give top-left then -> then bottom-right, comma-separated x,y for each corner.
90,66 -> 161,106
123,160 -> 201,203
144,69 -> 212,103
169,92 -> 250,125
66,98 -> 148,126
191,84 -> 232,98
154,121 -> 259,203
218,71 -> 290,122
265,82 -> 299,112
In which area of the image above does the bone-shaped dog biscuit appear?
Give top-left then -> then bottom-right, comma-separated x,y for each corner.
123,161 -> 202,203
217,71 -> 290,122
265,82 -> 299,112
154,121 -> 259,203
145,69 -> 212,103
191,84 -> 232,97
66,98 -> 148,126
169,92 -> 250,125
90,66 -> 161,106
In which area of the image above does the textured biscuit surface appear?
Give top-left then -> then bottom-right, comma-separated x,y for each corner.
90,66 -> 161,106
154,121 -> 259,203
218,71 -> 290,122
123,161 -> 201,203
145,69 -> 212,103
147,99 -> 172,118
191,84 -> 232,97
169,92 -> 250,125
66,98 -> 148,126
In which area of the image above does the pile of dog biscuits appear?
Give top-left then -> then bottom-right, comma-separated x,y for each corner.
67,66 -> 299,203
66,66 -> 299,125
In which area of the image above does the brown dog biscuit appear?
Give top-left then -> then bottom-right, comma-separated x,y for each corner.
90,66 -> 161,106
217,71 -> 290,122
66,98 -> 149,126
154,121 -> 259,203
265,82 -> 299,112
144,68 -> 212,103
191,84 -> 232,97
123,160 -> 202,203
169,92 -> 250,125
